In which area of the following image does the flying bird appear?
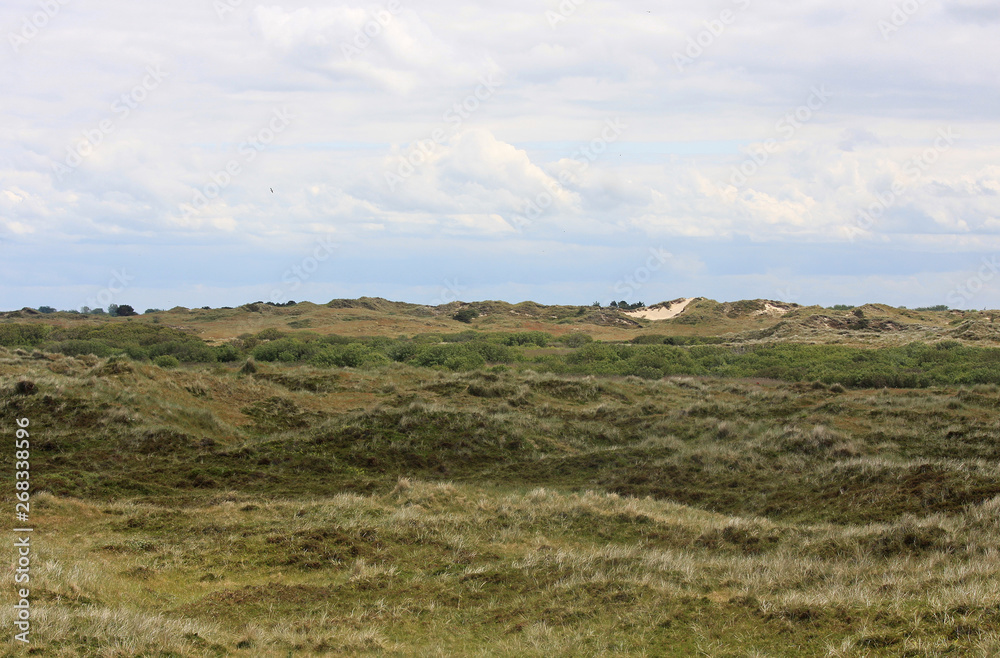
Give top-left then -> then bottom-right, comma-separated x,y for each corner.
270,188 -> 273,193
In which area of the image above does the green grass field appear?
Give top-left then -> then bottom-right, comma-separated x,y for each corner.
3,300 -> 1000,655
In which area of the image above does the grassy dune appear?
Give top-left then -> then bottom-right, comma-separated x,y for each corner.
3,302 -> 1000,655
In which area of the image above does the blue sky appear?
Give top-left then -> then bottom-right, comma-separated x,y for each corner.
2,0 -> 999,311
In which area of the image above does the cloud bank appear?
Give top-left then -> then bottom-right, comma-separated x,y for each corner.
2,0 -> 999,310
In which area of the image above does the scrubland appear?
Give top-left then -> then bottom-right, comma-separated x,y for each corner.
2,299 -> 1000,655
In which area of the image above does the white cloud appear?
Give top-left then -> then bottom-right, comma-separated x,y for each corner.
249,4 -> 482,93
1,0 -> 998,309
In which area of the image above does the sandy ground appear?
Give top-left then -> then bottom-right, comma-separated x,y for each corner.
752,303 -> 792,318
623,297 -> 696,321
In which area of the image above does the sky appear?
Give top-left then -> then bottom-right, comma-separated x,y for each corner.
2,0 -> 999,312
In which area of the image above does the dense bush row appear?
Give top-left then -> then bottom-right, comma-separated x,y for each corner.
530,340 -> 1000,386
0,323 -> 51,346
0,322 -> 238,363
249,334 -> 520,370
4,321 -> 1000,386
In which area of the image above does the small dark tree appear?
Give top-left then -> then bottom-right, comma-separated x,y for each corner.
116,304 -> 138,317
453,308 -> 480,323
37,306 -> 56,314
609,301 -> 618,308
618,300 -> 628,309
108,304 -> 119,317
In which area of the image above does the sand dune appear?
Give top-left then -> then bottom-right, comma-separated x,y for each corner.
622,297 -> 695,321
752,303 -> 792,318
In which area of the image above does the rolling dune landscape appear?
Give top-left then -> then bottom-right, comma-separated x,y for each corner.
3,299 -> 1000,655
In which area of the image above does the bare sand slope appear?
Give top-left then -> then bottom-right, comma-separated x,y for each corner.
753,303 -> 792,317
623,297 -> 695,321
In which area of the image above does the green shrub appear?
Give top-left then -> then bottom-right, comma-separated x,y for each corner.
311,343 -> 390,368
567,342 -> 624,365
153,355 -> 180,368
48,323 -> 193,347
256,327 -> 286,341
443,330 -> 481,343
361,336 -> 395,351
147,340 -> 217,363
318,334 -> 355,346
48,339 -> 114,357
214,344 -> 240,362
123,345 -> 149,361
445,352 -> 486,370
346,344 -> 390,368
387,342 -> 419,362
630,334 -> 670,345
496,331 -> 550,347
409,344 -> 453,368
252,338 -> 319,362
561,333 -> 593,348
453,309 -> 479,323
0,323 -> 52,347
468,340 -> 516,363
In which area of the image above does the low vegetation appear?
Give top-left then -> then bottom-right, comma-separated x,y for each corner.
3,321 -> 1000,388
2,300 -> 999,655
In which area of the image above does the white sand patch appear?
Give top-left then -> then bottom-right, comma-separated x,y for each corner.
623,297 -> 695,321
751,303 -> 791,317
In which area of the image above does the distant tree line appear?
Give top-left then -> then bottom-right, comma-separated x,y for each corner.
34,304 -> 139,316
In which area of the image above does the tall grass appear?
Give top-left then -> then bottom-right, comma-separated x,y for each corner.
4,345 -> 1000,655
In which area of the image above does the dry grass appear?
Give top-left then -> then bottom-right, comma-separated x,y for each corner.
4,337 -> 1000,655
4,482 -> 999,655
